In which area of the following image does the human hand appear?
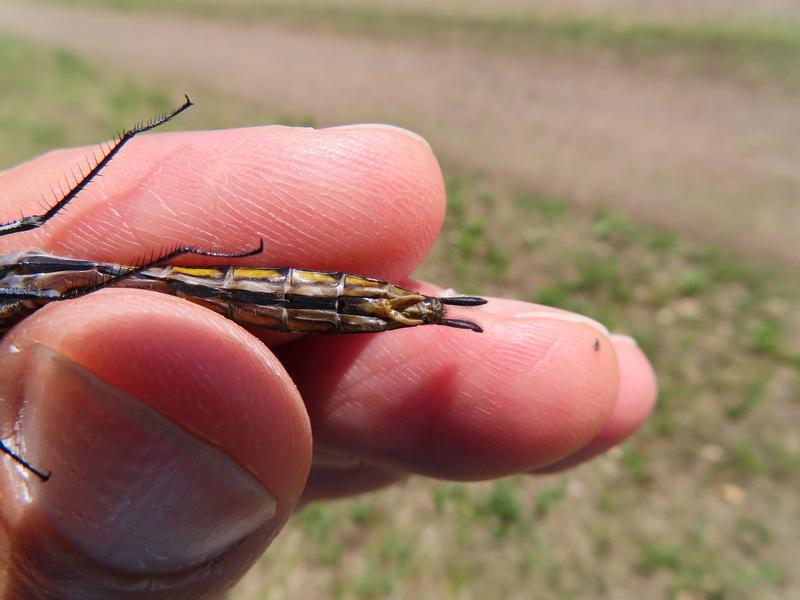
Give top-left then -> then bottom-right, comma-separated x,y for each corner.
0,124 -> 656,597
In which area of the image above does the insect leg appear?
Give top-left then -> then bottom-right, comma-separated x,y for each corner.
0,239 -> 263,302
0,95 -> 193,237
0,440 -> 51,481
0,240 -> 264,302
59,239 -> 265,301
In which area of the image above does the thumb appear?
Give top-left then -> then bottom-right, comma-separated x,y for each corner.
0,289 -> 310,598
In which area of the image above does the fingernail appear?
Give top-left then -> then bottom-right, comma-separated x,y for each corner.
610,333 -> 639,347
20,345 -> 276,574
328,123 -> 432,149
513,310 -> 610,338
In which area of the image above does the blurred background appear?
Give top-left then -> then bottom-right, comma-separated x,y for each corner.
1,1 -> 798,598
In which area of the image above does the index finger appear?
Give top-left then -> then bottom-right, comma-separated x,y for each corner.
0,124 -> 445,283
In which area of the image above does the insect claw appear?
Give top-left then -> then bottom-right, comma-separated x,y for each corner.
439,296 -> 488,307
440,318 -> 484,333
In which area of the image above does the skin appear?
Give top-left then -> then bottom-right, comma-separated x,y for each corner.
0,124 -> 656,598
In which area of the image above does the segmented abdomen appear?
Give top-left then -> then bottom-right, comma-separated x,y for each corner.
136,265 -> 443,333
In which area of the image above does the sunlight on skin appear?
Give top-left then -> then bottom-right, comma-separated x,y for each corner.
0,125 -> 655,596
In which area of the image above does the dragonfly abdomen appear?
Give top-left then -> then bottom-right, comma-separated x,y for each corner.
137,265 -> 449,334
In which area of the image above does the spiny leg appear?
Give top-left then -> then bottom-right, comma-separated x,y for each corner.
58,240 -> 264,300
0,95 -> 193,237
59,239 -> 265,301
0,240 -> 264,303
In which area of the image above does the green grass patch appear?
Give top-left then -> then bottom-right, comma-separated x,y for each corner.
513,193 -> 566,219
637,543 -> 682,575
750,318 -> 783,354
478,480 -> 524,539
534,482 -> 567,518
726,376 -> 767,420
297,503 -> 346,565
0,34 -> 275,169
676,268 -> 714,296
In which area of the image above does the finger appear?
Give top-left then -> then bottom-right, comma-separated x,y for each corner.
276,291 -> 621,480
0,289 -> 311,597
0,124 -> 444,283
533,335 -> 657,473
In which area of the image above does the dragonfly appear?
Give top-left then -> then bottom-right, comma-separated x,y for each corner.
0,96 -> 486,481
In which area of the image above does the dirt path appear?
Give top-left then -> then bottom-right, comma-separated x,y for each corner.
2,2 -> 799,267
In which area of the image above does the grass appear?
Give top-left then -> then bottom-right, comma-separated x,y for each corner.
2,33 -> 799,600
35,0 -> 800,84
0,36 -> 271,169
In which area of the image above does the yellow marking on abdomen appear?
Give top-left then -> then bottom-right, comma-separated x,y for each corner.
234,268 -> 284,280
344,275 -> 380,288
170,266 -> 224,278
292,270 -> 338,286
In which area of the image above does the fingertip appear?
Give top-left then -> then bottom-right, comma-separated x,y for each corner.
326,123 -> 433,151
465,311 -> 622,463
0,290 -> 311,508
0,290 -> 313,594
533,334 -> 657,473
608,334 -> 658,435
280,306 -> 620,480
